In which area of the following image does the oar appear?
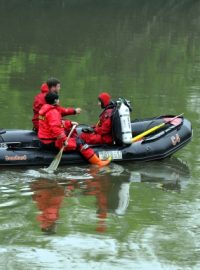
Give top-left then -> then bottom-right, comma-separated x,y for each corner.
46,124 -> 77,173
132,113 -> 183,143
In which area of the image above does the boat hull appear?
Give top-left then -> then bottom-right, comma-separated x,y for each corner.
0,115 -> 192,166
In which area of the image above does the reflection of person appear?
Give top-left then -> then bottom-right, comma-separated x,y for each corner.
32,77 -> 81,132
31,179 -> 65,234
76,175 -> 110,233
38,92 -> 111,166
80,92 -> 115,145
76,168 -> 131,232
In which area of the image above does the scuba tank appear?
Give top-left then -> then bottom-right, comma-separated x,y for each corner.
112,98 -> 132,145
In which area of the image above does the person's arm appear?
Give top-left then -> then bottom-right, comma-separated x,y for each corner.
59,106 -> 81,116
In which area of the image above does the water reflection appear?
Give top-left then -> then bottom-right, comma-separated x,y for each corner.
28,156 -> 190,234
129,157 -> 190,192
30,166 -> 131,234
30,179 -> 65,234
0,157 -> 195,269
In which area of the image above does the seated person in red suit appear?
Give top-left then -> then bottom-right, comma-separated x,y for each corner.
80,92 -> 115,145
32,77 -> 81,132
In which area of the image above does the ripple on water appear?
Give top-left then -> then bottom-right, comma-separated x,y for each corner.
0,199 -> 19,208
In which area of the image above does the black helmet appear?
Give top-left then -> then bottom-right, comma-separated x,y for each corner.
45,92 -> 59,105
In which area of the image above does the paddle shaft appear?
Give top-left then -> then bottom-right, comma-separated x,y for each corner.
65,124 -> 77,144
132,113 -> 183,143
46,124 -> 77,172
57,123 -> 77,155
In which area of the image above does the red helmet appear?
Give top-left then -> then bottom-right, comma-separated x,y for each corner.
98,92 -> 111,108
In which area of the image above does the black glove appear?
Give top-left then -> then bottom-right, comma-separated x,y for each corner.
82,127 -> 94,133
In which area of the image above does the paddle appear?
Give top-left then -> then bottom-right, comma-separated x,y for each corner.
46,124 -> 77,173
131,113 -> 183,143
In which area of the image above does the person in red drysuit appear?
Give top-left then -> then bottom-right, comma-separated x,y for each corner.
32,77 -> 81,132
83,176 -> 110,233
80,92 -> 115,145
31,178 -> 65,234
38,92 -> 111,166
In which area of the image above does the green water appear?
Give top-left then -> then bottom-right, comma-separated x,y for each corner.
0,1 -> 200,269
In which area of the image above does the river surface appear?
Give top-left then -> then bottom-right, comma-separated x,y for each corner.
0,1 -> 200,269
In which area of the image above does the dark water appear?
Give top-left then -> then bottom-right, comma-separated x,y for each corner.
0,1 -> 200,269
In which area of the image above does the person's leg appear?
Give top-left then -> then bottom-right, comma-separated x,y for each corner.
80,132 -> 102,145
78,143 -> 111,167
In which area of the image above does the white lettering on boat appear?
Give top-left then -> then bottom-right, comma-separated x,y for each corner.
171,134 -> 181,146
99,150 -> 122,160
0,143 -> 7,148
5,155 -> 27,161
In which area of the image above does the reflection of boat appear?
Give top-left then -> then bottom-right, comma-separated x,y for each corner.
30,157 -> 190,233
128,156 -> 190,191
0,115 -> 192,166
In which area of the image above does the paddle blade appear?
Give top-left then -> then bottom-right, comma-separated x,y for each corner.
45,147 -> 64,173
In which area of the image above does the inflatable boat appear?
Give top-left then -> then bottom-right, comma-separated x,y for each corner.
0,115 -> 192,167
